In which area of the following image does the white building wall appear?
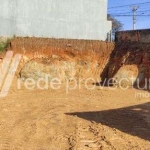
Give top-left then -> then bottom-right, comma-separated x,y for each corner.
0,0 -> 112,40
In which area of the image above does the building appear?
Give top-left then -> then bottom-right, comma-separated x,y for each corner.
0,0 -> 112,40
115,29 -> 150,43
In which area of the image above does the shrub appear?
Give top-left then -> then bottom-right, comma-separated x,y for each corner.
0,39 -> 11,52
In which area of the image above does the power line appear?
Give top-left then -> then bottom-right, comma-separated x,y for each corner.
110,10 -> 150,15
108,1 -> 150,9
110,11 -> 132,15
112,14 -> 150,17
108,2 -> 150,30
108,6 -> 150,15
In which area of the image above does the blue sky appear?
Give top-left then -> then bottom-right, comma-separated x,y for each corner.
108,0 -> 150,30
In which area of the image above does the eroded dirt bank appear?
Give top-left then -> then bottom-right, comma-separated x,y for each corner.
9,38 -> 150,87
10,37 -> 114,82
103,42 -> 150,88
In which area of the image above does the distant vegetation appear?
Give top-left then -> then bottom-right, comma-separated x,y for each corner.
107,14 -> 123,33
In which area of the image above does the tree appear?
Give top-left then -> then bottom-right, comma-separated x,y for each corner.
107,14 -> 123,33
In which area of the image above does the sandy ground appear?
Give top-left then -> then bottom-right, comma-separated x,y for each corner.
0,78 -> 150,150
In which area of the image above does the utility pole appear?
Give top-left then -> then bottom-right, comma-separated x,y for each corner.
131,5 -> 139,30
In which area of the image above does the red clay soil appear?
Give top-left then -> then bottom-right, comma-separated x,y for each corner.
0,38 -> 150,149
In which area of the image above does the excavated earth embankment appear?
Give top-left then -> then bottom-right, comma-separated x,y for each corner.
1,37 -> 150,88
9,37 -> 115,82
103,42 -> 150,89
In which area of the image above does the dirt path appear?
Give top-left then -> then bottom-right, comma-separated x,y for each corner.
0,78 -> 150,150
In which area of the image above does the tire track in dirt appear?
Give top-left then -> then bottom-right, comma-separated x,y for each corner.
68,120 -> 102,150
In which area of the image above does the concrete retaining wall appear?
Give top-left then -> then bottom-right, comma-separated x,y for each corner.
0,0 -> 111,40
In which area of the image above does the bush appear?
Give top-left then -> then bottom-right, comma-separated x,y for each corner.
0,39 -> 11,52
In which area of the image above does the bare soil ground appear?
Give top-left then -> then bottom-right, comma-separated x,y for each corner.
0,78 -> 150,150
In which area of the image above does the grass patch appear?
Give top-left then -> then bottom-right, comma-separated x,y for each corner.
0,39 -> 11,52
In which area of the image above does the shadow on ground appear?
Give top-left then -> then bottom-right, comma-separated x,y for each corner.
66,102 -> 150,141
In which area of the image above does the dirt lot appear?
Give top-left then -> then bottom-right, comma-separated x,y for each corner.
0,77 -> 150,150
0,39 -> 150,149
